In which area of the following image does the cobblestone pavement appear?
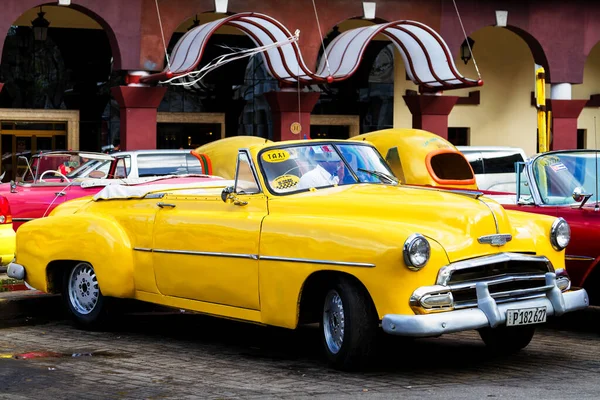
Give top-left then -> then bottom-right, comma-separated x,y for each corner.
0,308 -> 599,400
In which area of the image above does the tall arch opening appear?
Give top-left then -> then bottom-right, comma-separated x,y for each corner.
442,26 -> 547,155
0,4 -> 116,180
573,41 -> 600,149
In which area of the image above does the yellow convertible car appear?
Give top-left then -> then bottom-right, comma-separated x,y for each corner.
9,139 -> 588,369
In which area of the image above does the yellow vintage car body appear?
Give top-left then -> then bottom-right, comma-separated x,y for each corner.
194,136 -> 272,180
0,223 -> 15,266
351,128 -> 478,189
15,139 -> 584,333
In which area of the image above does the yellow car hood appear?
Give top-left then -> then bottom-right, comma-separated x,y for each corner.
269,184 -> 538,262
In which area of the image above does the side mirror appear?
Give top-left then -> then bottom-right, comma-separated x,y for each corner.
572,186 -> 593,208
572,186 -> 586,202
221,186 -> 234,203
9,180 -> 16,193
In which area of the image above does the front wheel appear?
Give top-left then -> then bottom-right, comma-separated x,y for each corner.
62,262 -> 107,329
478,325 -> 536,353
320,277 -> 378,370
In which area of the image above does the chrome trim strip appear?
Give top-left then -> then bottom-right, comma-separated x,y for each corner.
133,247 -> 373,266
565,255 -> 595,261
13,218 -> 34,222
153,249 -> 258,260
436,253 -> 553,286
490,284 -> 554,299
453,293 -> 548,310
448,273 -> 547,291
476,198 -> 500,234
442,189 -> 484,199
259,255 -> 375,268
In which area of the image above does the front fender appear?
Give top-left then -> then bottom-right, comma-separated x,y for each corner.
16,213 -> 135,298
504,209 -> 565,269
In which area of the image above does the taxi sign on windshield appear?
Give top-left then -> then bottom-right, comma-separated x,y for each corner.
262,149 -> 290,163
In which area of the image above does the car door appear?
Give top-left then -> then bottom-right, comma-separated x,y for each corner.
152,150 -> 266,310
6,183 -> 71,228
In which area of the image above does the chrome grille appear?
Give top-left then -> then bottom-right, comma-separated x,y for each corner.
437,253 -> 554,309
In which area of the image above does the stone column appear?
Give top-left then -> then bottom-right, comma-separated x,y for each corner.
265,90 -> 320,141
548,83 -> 587,150
110,85 -> 167,151
402,94 -> 460,139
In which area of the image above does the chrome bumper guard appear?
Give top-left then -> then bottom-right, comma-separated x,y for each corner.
382,273 -> 589,337
7,262 -> 25,280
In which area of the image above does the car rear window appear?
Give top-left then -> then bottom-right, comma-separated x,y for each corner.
137,153 -> 203,177
461,151 -> 524,174
481,152 -> 524,174
429,152 -> 474,180
461,151 -> 484,174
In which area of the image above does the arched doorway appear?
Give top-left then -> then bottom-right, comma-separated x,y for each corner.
574,42 -> 600,149
444,26 -> 548,156
0,4 -> 116,180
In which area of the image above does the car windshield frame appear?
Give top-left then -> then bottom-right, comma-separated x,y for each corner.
18,151 -> 114,184
257,141 -> 397,196
530,150 -> 600,206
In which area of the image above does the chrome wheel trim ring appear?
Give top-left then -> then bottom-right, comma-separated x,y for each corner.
68,263 -> 100,315
323,289 -> 345,355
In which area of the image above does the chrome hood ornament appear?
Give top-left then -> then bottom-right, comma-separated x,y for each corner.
478,234 -> 512,246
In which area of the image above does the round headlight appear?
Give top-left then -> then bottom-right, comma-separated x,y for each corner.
550,217 -> 570,251
403,233 -> 430,271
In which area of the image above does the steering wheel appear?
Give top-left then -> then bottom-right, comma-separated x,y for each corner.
39,170 -> 71,183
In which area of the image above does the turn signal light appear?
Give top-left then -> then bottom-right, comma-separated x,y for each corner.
555,268 -> 572,292
421,292 -> 454,309
0,196 -> 12,224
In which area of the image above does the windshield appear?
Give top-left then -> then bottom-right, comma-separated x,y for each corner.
67,159 -> 105,178
259,142 -> 396,194
532,152 -> 600,205
18,153 -> 109,183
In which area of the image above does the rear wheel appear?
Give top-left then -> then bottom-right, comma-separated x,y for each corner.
320,277 -> 378,370
478,325 -> 535,353
62,262 -> 107,329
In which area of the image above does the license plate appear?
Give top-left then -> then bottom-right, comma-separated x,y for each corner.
506,307 -> 547,326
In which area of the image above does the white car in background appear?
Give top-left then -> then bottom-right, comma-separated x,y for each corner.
456,146 -> 527,192
70,149 -> 208,179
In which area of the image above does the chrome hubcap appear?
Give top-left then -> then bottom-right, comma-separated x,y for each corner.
68,263 -> 99,315
323,290 -> 345,354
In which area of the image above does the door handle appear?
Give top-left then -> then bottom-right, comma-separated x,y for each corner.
157,202 -> 176,208
54,192 -> 66,197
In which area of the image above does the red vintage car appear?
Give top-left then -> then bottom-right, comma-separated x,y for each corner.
0,150 -> 216,230
481,150 -> 600,304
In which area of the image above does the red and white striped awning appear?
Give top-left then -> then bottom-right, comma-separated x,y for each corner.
142,12 -> 482,92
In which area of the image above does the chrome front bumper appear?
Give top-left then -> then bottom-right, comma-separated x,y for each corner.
382,273 -> 589,337
7,262 -> 25,280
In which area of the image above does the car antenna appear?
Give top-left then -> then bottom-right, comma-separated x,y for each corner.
595,116 -> 599,211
